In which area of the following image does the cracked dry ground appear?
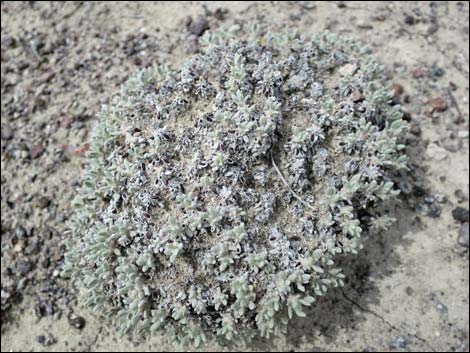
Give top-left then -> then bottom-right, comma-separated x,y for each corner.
1,1 -> 469,352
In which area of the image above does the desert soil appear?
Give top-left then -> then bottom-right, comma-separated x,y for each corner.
1,1 -> 469,352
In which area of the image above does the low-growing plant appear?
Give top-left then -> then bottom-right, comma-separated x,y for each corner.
62,24 -> 408,347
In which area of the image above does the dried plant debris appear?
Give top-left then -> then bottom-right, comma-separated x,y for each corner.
62,25 -> 408,347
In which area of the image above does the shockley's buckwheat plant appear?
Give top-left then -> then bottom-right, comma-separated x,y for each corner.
62,24 -> 408,347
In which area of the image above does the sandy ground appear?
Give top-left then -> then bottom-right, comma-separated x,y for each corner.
1,1 -> 469,352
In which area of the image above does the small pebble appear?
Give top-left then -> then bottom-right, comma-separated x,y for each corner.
16,259 -> 33,275
433,67 -> 445,77
458,223 -> 469,247
404,15 -> 415,25
30,144 -> 45,159
457,130 -> 469,139
338,63 -> 358,77
37,196 -> 50,209
1,124 -> 14,140
37,334 -> 56,346
68,312 -> 86,329
188,17 -> 209,37
352,89 -> 364,102
452,207 -> 469,223
426,143 -> 448,161
412,67 -> 424,78
299,1 -> 317,9
427,204 -> 442,218
428,97 -> 448,112
436,301 -> 448,315
389,336 -> 408,349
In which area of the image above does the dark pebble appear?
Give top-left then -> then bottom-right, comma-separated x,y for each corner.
188,17 -> 209,37
433,67 -> 445,77
458,223 -> 469,247
213,8 -> 227,21
402,111 -> 412,122
37,196 -> 50,209
42,258 -> 51,268
410,124 -> 422,136
37,334 -> 56,346
452,207 -> 469,223
16,259 -> 33,275
427,204 -> 441,218
404,15 -> 415,25
68,312 -> 86,329
454,189 -> 467,203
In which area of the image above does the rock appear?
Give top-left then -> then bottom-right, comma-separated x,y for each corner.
338,63 -> 358,77
188,17 -> 209,37
402,111 -> 412,122
452,207 -> 469,223
37,334 -> 56,346
457,130 -> 469,139
351,89 -> 364,102
404,15 -> 415,25
389,336 -> 408,349
299,1 -> 317,9
15,225 -> 27,239
16,259 -> 33,275
37,196 -> 50,209
433,67 -> 445,77
428,97 -> 447,112
184,35 -> 199,54
182,15 -> 193,29
2,35 -> 16,48
374,14 -> 387,21
1,124 -> 14,140
14,240 -> 25,253
213,8 -> 227,21
30,144 -> 45,159
436,301 -> 448,315
427,204 -> 441,218
454,189 -> 468,203
426,143 -> 448,161
393,83 -> 404,97
25,240 -> 40,255
68,312 -> 86,329
427,23 -> 439,35
410,124 -> 422,136
357,20 -> 373,29
458,223 -> 469,247
412,67 -> 424,78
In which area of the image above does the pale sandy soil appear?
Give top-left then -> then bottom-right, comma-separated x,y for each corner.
1,1 -> 469,352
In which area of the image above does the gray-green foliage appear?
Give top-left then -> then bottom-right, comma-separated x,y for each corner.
62,24 -> 408,347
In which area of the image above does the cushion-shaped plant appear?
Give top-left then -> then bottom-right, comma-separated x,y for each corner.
62,24 -> 408,347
